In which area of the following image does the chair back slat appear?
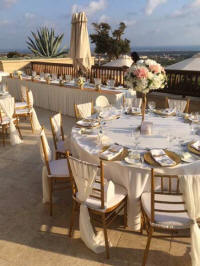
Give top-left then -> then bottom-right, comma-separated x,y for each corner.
151,168 -> 186,223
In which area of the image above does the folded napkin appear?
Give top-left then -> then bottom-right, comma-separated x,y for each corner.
132,107 -> 141,113
150,149 -> 175,167
162,108 -> 176,115
191,140 -> 200,151
76,119 -> 99,127
99,109 -> 120,120
100,144 -> 123,160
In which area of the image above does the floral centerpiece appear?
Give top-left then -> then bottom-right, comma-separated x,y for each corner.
76,76 -> 85,90
15,70 -> 22,79
125,59 -> 167,121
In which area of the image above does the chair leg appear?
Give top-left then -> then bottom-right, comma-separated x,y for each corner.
69,200 -> 77,238
102,213 -> 110,259
124,197 -> 128,228
49,178 -> 53,216
142,227 -> 153,266
16,121 -> 23,139
2,126 -> 6,146
29,113 -> 34,133
140,212 -> 144,235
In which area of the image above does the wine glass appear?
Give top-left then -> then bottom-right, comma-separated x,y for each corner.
148,101 -> 156,111
132,129 -> 140,150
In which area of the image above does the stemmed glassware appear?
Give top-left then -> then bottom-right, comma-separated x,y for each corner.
148,101 -> 156,112
131,129 -> 140,151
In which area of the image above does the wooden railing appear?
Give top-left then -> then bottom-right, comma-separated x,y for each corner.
30,61 -> 200,97
163,69 -> 200,97
31,61 -> 128,86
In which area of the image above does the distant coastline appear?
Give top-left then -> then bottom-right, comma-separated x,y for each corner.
1,45 -> 200,54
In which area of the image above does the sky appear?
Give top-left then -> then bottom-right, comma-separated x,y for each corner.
1,0 -> 200,51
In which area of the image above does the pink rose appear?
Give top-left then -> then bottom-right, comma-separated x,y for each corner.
149,65 -> 161,74
133,67 -> 148,79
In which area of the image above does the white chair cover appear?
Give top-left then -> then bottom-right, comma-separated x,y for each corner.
0,97 -> 22,145
40,129 -> 52,203
21,86 -> 27,102
51,113 -> 62,141
68,157 -> 106,254
179,175 -> 200,266
95,96 -> 110,108
27,90 -> 41,131
168,99 -> 187,113
77,102 -> 92,119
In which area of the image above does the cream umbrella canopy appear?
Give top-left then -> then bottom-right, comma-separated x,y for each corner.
69,12 -> 92,73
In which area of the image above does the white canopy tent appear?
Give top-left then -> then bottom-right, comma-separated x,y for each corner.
103,55 -> 133,68
166,53 -> 200,71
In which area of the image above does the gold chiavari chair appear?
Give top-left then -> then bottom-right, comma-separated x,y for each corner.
66,154 -> 128,259
40,128 -> 72,216
50,112 -> 68,159
74,102 -> 94,120
165,97 -> 190,113
141,169 -> 192,266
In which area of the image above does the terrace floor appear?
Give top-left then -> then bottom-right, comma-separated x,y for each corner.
0,107 -> 192,266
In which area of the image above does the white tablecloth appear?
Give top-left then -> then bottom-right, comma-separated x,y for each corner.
0,72 -> 9,82
3,77 -> 125,117
71,113 -> 200,230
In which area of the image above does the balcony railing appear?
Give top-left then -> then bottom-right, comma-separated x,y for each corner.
31,61 -> 128,86
30,61 -> 200,97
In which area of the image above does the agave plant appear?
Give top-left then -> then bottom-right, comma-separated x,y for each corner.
27,27 -> 66,57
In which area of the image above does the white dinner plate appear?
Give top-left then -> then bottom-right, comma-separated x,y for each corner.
124,156 -> 141,165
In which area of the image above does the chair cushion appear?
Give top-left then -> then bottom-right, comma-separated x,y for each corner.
56,140 -> 66,153
49,159 -> 69,177
83,182 -> 127,212
15,108 -> 31,115
0,117 -> 17,125
15,102 -> 27,109
141,192 -> 191,229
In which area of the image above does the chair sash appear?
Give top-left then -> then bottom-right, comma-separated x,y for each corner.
51,113 -> 62,141
27,90 -> 41,131
21,86 -> 27,102
40,129 -> 52,163
0,97 -> 22,145
179,175 -> 200,266
168,99 -> 187,113
69,157 -> 106,254
77,102 -> 92,119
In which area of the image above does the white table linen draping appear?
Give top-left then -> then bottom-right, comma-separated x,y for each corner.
0,97 -> 22,145
179,175 -> 200,266
0,72 -> 9,82
3,77 -> 124,117
68,156 -> 106,253
71,113 -> 200,230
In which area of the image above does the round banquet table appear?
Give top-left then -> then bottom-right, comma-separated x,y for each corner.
71,112 -> 200,230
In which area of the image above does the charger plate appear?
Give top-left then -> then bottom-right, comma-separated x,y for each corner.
100,146 -> 129,161
144,149 -> 181,167
153,109 -> 176,117
188,142 -> 200,155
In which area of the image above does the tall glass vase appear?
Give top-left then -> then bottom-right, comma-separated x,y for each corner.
141,93 -> 147,122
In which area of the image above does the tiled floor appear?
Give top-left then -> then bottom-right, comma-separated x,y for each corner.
0,108 -> 192,266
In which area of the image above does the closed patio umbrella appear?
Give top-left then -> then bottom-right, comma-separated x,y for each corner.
69,12 -> 92,73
